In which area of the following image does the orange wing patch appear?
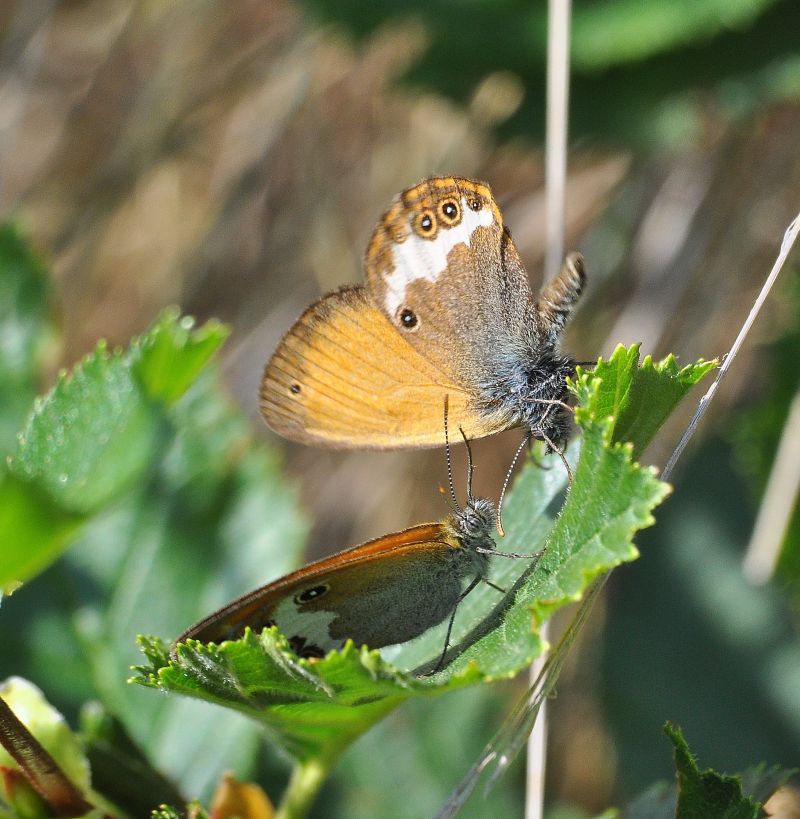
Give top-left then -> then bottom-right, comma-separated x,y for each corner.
365,177 -> 501,272
261,286 -> 505,448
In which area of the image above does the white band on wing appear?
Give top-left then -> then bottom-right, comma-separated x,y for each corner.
383,197 -> 494,317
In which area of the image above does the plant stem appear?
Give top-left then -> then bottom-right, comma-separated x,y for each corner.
276,758 -> 332,819
531,0 -> 573,817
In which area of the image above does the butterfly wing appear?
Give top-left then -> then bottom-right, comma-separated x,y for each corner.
261,285 -> 507,448
176,523 -> 470,656
364,177 -> 538,389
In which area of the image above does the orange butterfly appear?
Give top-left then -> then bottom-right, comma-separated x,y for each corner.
261,176 -> 584,452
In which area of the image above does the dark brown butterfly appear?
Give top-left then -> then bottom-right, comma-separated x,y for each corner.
175,452 -> 532,670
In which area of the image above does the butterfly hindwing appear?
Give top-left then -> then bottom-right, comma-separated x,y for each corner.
177,524 -> 471,656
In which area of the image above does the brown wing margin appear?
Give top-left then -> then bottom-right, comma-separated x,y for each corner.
260,286 -> 505,448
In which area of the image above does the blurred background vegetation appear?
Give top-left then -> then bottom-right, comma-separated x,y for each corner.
1,0 -> 799,816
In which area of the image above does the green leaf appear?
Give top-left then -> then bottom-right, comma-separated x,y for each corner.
1,348 -> 308,802
136,633 -> 438,765
578,344 -> 717,457
0,473 -> 82,592
398,345 -> 712,677
137,346 -> 712,785
9,342 -> 160,514
433,411 -> 667,679
570,0 -> 777,69
1,311 -> 231,588
665,723 -> 764,818
0,223 -> 56,454
129,308 -> 229,405
617,756 -> 793,819
60,369 -> 308,801
8,310 -> 228,515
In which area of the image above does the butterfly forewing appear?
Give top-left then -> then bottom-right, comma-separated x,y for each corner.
364,177 -> 537,387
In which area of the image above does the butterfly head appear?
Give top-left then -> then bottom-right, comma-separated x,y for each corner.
454,496 -> 496,542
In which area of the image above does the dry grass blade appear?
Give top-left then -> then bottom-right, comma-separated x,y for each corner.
742,387 -> 800,584
662,211 -> 800,481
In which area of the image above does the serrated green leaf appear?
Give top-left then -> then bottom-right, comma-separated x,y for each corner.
400,345 -> 711,677
575,344 -> 717,457
134,632 -> 438,764
129,309 -> 229,405
0,223 -> 56,454
619,757 -> 794,819
140,346 -> 713,781
8,342 -> 159,514
1,309 -> 236,588
414,350 -> 686,678
0,353 -> 307,802
665,723 -> 765,818
62,368 -> 308,801
435,419 -> 667,679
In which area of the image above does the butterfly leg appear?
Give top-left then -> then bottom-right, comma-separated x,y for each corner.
481,577 -> 507,594
526,436 -> 553,468
539,428 -> 574,486
427,575 -> 483,675
530,397 -> 575,415
536,252 -> 586,341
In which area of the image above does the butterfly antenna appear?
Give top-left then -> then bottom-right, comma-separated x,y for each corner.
496,430 -> 532,537
459,427 -> 475,504
443,395 -> 461,513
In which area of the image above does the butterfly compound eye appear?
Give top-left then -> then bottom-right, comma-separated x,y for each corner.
398,308 -> 419,330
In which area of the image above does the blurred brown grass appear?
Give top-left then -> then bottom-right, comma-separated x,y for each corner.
2,1 -> 800,812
